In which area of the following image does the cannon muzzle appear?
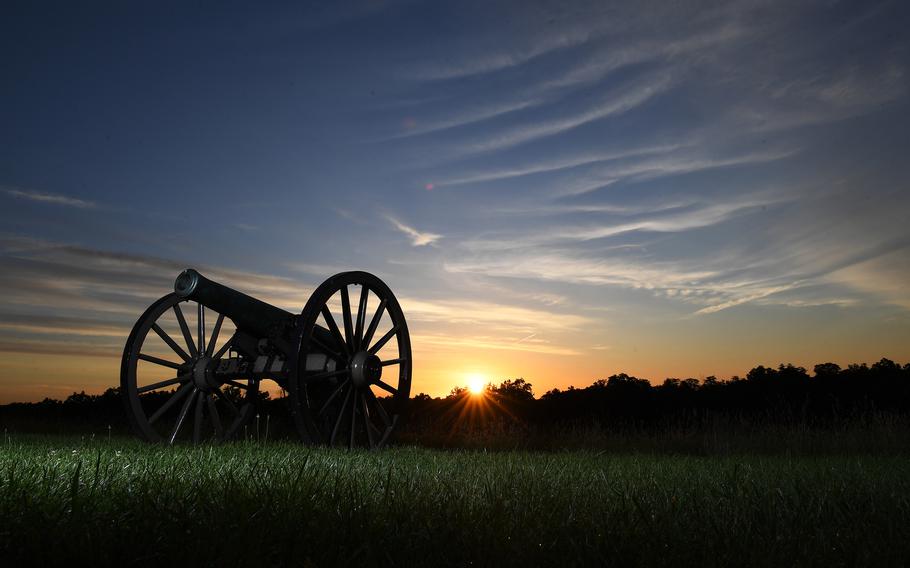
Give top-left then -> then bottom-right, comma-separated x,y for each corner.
175,268 -> 295,343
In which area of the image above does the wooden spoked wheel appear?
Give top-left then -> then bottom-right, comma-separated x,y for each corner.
289,272 -> 411,449
120,293 -> 258,443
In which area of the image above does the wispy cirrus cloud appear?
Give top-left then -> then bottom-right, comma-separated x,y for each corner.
395,21 -> 746,142
550,200 -> 777,242
412,333 -> 582,356
459,195 -> 786,250
736,62 -> 907,132
455,72 -> 674,155
444,196 -> 910,317
408,16 -> 605,81
0,235 -> 315,315
445,252 -> 719,289
3,187 -> 97,209
433,143 -> 684,188
444,250 -> 816,316
386,216 -> 442,246
539,22 -> 746,93
387,98 -> 544,139
0,233 -> 592,361
402,297 -> 589,331
552,147 -> 799,197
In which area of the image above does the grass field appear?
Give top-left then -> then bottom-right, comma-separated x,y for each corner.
1,436 -> 908,566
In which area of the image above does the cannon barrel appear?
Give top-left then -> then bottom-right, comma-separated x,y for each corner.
175,268 -> 294,341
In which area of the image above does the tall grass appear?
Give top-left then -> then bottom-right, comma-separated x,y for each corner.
1,435 -> 908,566
399,413 -> 910,455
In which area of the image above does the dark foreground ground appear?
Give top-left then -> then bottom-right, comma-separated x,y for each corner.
0,435 -> 908,566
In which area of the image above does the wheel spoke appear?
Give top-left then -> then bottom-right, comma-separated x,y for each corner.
361,299 -> 386,351
138,353 -> 183,370
318,379 -> 350,416
340,285 -> 354,353
206,314 -> 225,357
365,388 -> 392,428
225,379 -> 250,390
368,325 -> 399,355
151,324 -> 191,362
375,380 -> 398,396
360,393 -> 376,449
169,387 -> 198,444
214,388 -> 239,416
173,304 -> 198,358
381,358 -> 407,367
320,306 -> 350,358
193,391 -> 205,444
212,334 -> 234,360
197,303 -> 206,356
207,395 -> 224,438
306,368 -> 350,382
354,286 -> 369,350
138,376 -> 188,394
330,386 -> 353,446
148,382 -> 194,424
311,334 -> 342,360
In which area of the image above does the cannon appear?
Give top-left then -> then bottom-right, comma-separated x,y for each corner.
120,269 -> 411,448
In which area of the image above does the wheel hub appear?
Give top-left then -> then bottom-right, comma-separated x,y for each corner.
192,356 -> 215,390
349,351 -> 382,388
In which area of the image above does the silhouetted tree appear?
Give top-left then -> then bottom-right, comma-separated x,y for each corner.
493,378 -> 534,401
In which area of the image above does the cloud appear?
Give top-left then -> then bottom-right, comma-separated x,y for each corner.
397,296 -> 593,356
458,195 -> 785,250
732,59 -> 907,133
0,233 -> 595,360
434,143 -> 684,188
443,250 -> 819,316
401,297 -> 589,332
0,338 -> 122,358
3,187 -> 96,209
443,190 -> 910,316
386,217 -> 442,246
445,253 -> 720,289
828,248 -> 910,310
553,148 -> 798,197
0,313 -> 127,337
456,73 -> 674,155
693,283 -> 802,315
547,199 -> 780,242
540,22 -> 746,92
393,21 -> 745,143
408,17 -> 604,81
387,98 -> 544,139
0,235 -> 316,331
412,333 -> 581,356
285,262 -> 352,277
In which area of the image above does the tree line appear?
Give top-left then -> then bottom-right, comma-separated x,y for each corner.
1,359 -> 908,437
406,359 -> 910,434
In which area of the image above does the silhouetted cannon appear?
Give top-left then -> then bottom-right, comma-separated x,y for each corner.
121,269 -> 411,448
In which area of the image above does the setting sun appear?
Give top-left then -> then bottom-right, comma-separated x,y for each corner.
467,374 -> 486,395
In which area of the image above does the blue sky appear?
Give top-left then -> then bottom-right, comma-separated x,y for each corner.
1,0 -> 909,401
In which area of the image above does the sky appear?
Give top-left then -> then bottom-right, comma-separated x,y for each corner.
1,0 -> 909,403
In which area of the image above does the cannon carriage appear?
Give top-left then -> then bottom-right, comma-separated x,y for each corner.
120,269 -> 411,448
